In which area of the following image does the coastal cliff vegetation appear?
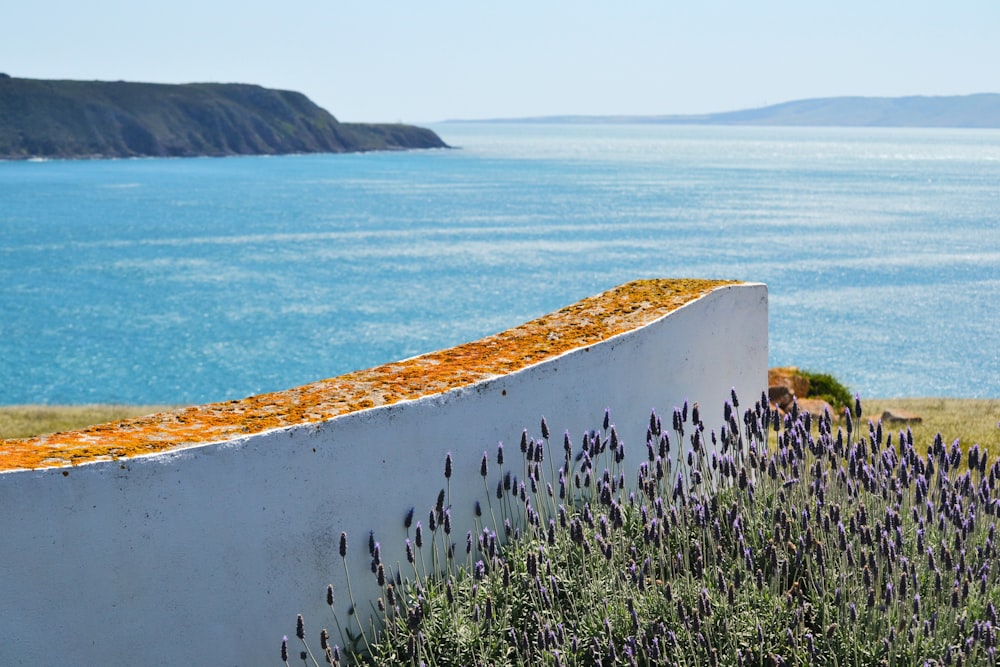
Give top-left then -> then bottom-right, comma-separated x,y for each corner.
0,74 -> 447,159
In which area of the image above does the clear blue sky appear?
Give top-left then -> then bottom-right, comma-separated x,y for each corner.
2,1 -> 997,123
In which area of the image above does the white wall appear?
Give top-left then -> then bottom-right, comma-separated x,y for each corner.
0,282 -> 767,666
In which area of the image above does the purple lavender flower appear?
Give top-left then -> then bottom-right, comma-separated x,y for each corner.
699,588 -> 712,618
435,489 -> 445,517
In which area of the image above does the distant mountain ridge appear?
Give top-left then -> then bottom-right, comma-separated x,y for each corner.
0,75 -> 447,159
449,94 -> 1000,128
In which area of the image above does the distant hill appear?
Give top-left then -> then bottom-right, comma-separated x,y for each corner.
450,94 -> 1000,128
0,74 -> 447,159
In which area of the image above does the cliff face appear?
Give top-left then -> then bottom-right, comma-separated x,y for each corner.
0,75 -> 447,159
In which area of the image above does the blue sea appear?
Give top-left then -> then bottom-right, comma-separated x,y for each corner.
1,124 -> 998,405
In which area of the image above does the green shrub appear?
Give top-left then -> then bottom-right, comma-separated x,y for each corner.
800,369 -> 853,410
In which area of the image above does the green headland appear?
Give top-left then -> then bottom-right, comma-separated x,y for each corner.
0,74 -> 448,159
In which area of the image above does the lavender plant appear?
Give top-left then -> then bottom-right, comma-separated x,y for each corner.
288,392 -> 1000,666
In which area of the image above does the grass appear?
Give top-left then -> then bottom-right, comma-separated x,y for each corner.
863,398 -> 999,454
0,405 -> 176,440
3,399 -> 996,450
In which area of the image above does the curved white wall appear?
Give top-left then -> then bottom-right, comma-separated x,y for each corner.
0,282 -> 766,666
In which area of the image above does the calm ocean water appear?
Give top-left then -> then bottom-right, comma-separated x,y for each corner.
1,124 -> 998,405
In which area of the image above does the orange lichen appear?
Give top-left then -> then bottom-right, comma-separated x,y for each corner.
0,279 -> 737,471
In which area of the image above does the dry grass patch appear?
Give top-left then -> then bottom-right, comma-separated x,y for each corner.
2,398 -> 996,454
864,397 -> 999,454
0,405 -> 176,440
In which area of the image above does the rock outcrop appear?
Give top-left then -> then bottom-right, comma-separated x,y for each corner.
768,367 -> 924,424
768,367 -> 832,417
880,408 -> 923,424
768,366 -> 810,412
796,398 -> 834,418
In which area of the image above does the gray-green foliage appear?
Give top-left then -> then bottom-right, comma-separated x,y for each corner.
292,393 -> 1000,666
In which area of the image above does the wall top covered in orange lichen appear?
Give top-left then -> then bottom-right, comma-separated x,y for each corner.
0,278 -> 736,471
2,278 -> 768,665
